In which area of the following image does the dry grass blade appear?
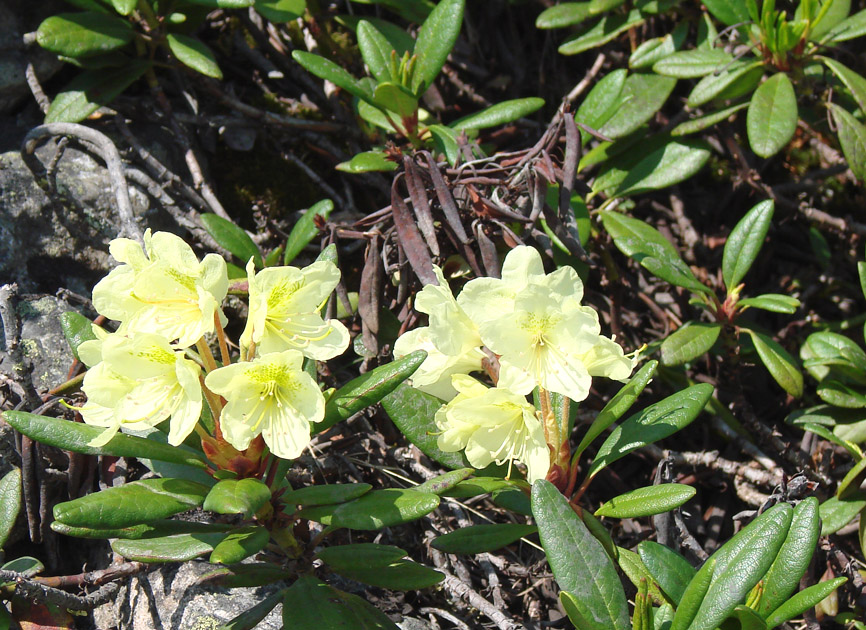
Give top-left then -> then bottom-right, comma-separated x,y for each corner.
403,156 -> 440,256
391,175 -> 438,285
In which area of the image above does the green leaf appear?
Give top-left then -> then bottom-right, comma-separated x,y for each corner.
336,151 -> 398,173
824,8 -> 866,42
432,523 -> 537,554
765,577 -> 847,627
747,73 -> 798,158
411,0 -> 465,94
283,484 -> 371,506
200,213 -> 262,268
108,0 -> 137,14
0,468 -> 21,550
357,20 -> 395,83
595,484 -> 695,518
575,68 -> 627,145
838,456 -> 866,499
448,97 -> 544,132
601,211 -> 711,295
203,563 -> 292,589
301,488 -> 440,531
1,411 -> 207,469
51,519 -> 234,540
216,589 -> 286,630
414,468 -> 474,495
441,477 -> 520,498
593,137 -> 711,198
822,58 -> 866,116
754,497 -> 820,617
737,294 -> 799,314
381,383 -> 469,469
183,0 -> 255,7
283,199 -> 333,264
536,2 -> 593,29
37,12 -> 133,58
661,323 -> 721,366
283,575 -> 400,629
819,493 -> 866,535
372,82 -> 418,118
336,15 -> 415,56
701,0 -> 750,25
531,479 -> 630,630
53,478 -> 210,528
254,0 -> 306,23
616,547 -> 668,606
59,311 -> 97,362
45,60 -> 149,123
805,0 -> 850,41
166,33 -> 222,79
598,73 -> 677,139
202,479 -> 272,517
722,199 -> 774,290
558,10 -> 646,56
574,360 -> 658,460
318,545 -> 443,589
653,49 -> 735,78
318,543 -> 407,568
670,556 -> 715,630
112,532 -> 227,563
671,102 -> 749,136
292,51 -> 372,103
588,384 -> 713,478
637,541 -> 695,606
209,526 -> 270,564
1,556 -> 43,578
745,329 -> 803,397
628,29 -> 680,71
317,350 -> 426,432
427,124 -> 460,165
687,60 -> 764,108
801,330 -> 866,378
829,103 -> 866,182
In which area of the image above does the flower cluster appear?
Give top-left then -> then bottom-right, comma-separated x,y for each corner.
79,230 -> 348,460
394,246 -> 633,482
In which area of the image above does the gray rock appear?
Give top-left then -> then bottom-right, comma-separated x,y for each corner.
12,294 -> 76,391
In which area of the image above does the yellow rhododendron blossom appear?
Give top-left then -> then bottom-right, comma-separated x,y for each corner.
92,230 -> 228,348
204,350 -> 324,460
79,332 -> 203,447
435,374 -> 550,482
393,266 -> 485,400
240,260 -> 349,361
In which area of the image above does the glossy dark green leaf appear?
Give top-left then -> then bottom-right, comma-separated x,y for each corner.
532,480 -> 629,630
671,102 -> 749,136
411,0 -> 465,94
53,478 -> 210,528
432,523 -> 537,554
838,456 -> 866,499
819,493 -> 866,535
107,0 -> 136,14
202,479 -> 272,517
254,0 -> 306,23
558,10 -> 646,56
166,33 -> 222,79
318,543 -> 407,569
37,12 -> 133,58
660,323 -> 721,366
51,519 -> 234,540
1,411 -> 207,469
357,20 -> 395,83
616,547 -> 667,605
737,294 -> 800,314
441,477 -> 520,498
284,484 -> 372,508
307,489 -> 439,531
801,330 -> 866,378
598,73 -> 676,139
824,8 -> 866,42
670,556 -> 715,630
747,73 -> 798,158
804,0 -> 850,41
1,556 -> 43,578
202,563 -> 292,589
536,2 -> 593,29
217,589 -> 286,630
381,383 -> 469,469
729,605 -> 768,630
701,0 -> 750,25
588,384 -> 713,478
200,213 -> 262,268
59,311 -> 97,361
283,575 -> 399,629
574,69 -> 627,144
829,103 -> 866,182
448,97 -> 544,132
745,329 -> 804,397
318,545 -> 443,589
372,82 -> 417,118
595,484 -> 695,518
822,58 -> 866,115
112,532 -> 226,563
637,541 -> 695,606
45,60 -> 149,123
292,51 -> 372,103
653,49 -> 735,78
723,199 -> 774,291
575,360 -> 658,459
427,124 -> 460,165
336,151 -> 398,173
578,508 -> 618,561
283,199 -> 333,264
754,497 -> 820,617
317,350 -> 426,432
209,526 -> 270,564
628,26 -> 684,71
687,60 -> 763,108
414,468 -> 474,495
336,15 -> 415,56
765,577 -> 847,627
0,468 -> 21,549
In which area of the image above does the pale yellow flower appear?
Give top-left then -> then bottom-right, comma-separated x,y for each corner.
435,375 -> 550,482
80,332 -> 203,447
240,260 -> 349,361
204,350 -> 324,459
92,230 -> 228,348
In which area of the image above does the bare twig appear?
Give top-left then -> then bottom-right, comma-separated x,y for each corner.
0,571 -> 121,611
0,285 -> 41,410
25,62 -> 50,114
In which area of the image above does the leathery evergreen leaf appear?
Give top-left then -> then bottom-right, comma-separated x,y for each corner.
357,20 -> 396,83
595,484 -> 696,518
283,575 -> 400,629
209,526 -> 270,564
112,532 -> 226,563
59,311 -> 98,361
819,493 -> 866,535
432,524 -> 537,554
449,97 -> 544,132
531,480 -> 629,630
0,468 -> 21,549
722,199 -> 774,291
745,329 -> 804,397
37,12 -> 133,58
764,578 -> 847,627
830,103 -> 866,182
660,323 -> 721,366
202,478 -> 272,517
326,488 -> 440,530
45,60 -> 149,123
597,72 -> 676,139
411,0 -> 465,94
200,213 -> 262,268
747,73 -> 798,158
283,199 -> 333,264
637,541 -> 695,606
283,483 -> 372,506
166,33 -> 222,79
